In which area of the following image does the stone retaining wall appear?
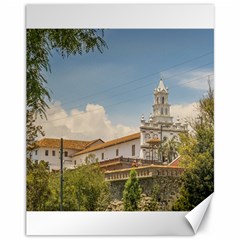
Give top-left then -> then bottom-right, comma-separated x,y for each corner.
106,166 -> 183,210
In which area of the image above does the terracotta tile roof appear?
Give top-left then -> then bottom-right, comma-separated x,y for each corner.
73,132 -> 140,156
84,138 -> 104,148
168,156 -> 181,166
36,138 -> 102,151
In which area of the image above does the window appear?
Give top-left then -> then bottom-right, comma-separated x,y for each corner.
52,150 -> 55,156
74,160 -> 77,165
64,151 -> 68,157
116,149 -> 119,156
132,145 -> 135,156
102,153 -> 104,160
45,150 -> 48,156
161,108 -> 163,115
165,108 -> 168,115
156,97 -> 159,104
145,133 -> 150,139
35,150 -> 38,155
162,96 -> 164,104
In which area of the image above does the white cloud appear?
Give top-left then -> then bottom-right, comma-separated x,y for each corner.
164,67 -> 214,91
179,69 -> 214,90
36,103 -> 138,141
171,102 -> 199,122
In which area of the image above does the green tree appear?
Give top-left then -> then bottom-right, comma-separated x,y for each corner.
26,29 -> 108,150
45,155 -> 110,211
161,136 -> 179,163
27,159 -> 51,211
27,29 -> 107,117
138,184 -> 161,211
123,169 -> 142,211
172,82 -> 214,211
26,109 -> 45,154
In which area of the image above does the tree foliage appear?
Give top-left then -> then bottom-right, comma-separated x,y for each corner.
26,29 -> 108,151
31,156 -> 110,211
123,169 -> 142,211
26,109 -> 45,154
27,29 -> 107,117
63,162 -> 110,211
160,136 -> 179,163
172,83 -> 214,211
27,159 -> 51,211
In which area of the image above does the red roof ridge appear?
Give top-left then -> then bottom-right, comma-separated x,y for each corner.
36,138 -> 93,151
73,132 -> 140,156
84,138 -> 104,148
168,155 -> 181,166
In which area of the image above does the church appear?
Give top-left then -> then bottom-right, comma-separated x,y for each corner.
31,78 -> 188,170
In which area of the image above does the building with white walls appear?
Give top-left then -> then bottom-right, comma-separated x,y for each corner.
72,78 -> 188,164
72,133 -> 140,165
31,78 -> 188,169
31,138 -> 103,170
139,78 -> 188,161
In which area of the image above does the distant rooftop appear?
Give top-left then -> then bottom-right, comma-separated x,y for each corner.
36,138 -> 103,151
73,132 -> 140,156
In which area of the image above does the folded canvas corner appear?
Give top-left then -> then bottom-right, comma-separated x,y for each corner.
185,193 -> 213,234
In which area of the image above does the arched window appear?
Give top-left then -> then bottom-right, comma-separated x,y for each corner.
165,108 -> 168,115
156,97 -> 159,104
145,133 -> 150,139
162,96 -> 164,104
161,108 -> 163,115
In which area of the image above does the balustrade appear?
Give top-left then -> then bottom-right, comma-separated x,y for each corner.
105,166 -> 183,181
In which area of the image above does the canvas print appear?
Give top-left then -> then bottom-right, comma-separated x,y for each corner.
26,29 -> 214,212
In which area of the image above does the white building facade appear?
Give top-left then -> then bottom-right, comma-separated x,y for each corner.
139,79 -> 188,161
72,78 -> 188,164
31,138 -> 103,170
31,147 -> 77,170
72,133 -> 140,164
31,79 -> 188,168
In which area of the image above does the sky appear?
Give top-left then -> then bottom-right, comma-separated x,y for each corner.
39,29 -> 214,141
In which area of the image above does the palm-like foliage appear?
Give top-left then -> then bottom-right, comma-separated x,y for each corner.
159,136 -> 179,163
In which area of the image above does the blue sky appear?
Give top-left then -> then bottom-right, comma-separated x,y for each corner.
42,29 -> 214,140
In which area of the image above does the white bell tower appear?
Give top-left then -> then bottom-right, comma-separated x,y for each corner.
139,77 -> 188,161
152,78 -> 173,124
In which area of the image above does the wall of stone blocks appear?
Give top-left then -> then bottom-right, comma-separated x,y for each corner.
109,176 -> 182,210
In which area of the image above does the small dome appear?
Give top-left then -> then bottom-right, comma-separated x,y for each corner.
149,113 -> 153,121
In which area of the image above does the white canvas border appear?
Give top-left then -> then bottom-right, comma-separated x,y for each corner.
25,3 -> 214,236
27,212 -> 192,236
26,4 -> 214,29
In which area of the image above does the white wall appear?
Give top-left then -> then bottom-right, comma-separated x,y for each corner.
139,129 -> 181,160
31,147 -> 77,170
72,138 -> 140,165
